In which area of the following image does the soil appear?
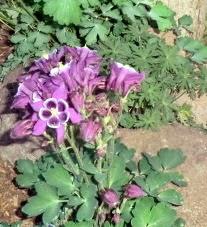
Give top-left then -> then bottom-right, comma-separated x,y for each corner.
0,68 -> 207,226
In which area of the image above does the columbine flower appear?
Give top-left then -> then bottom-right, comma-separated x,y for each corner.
32,97 -> 81,144
124,184 -> 146,199
101,189 -> 119,208
79,120 -> 102,142
107,62 -> 145,96
10,119 -> 34,139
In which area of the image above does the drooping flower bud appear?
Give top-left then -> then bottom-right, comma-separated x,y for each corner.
101,189 -> 119,208
112,213 -> 121,224
124,184 -> 146,199
79,120 -> 102,142
10,119 -> 34,139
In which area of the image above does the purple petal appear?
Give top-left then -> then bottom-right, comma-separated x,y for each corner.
39,108 -> 52,120
68,108 -> 82,124
31,101 -> 44,112
56,124 -> 65,144
57,99 -> 68,112
10,120 -> 34,139
47,116 -> 60,128
44,98 -> 57,110
52,84 -> 67,100
58,112 -> 69,123
33,119 -> 47,135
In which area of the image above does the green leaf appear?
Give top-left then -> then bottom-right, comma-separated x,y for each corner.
43,0 -> 81,25
64,221 -> 94,227
158,189 -> 183,205
43,165 -> 74,195
16,159 -> 35,174
192,47 -> 207,63
56,28 -> 80,46
121,200 -> 135,223
67,196 -> 84,206
76,184 -> 98,221
178,15 -> 193,27
80,0 -> 100,8
172,218 -> 186,227
144,153 -> 163,171
149,2 -> 175,31
81,22 -> 109,44
148,203 -> 177,227
139,157 -> 152,175
37,23 -> 53,34
81,157 -> 99,174
131,197 -> 155,227
16,173 -> 38,188
42,203 -> 61,224
122,2 -> 146,21
158,148 -> 186,169
107,156 -> 129,189
76,197 -> 98,221
22,182 -> 61,218
10,34 -> 26,44
146,172 -> 170,193
168,172 -> 187,187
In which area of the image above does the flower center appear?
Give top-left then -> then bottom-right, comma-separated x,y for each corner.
50,108 -> 59,117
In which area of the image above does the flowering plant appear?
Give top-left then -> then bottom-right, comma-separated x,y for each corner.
12,46 -> 186,226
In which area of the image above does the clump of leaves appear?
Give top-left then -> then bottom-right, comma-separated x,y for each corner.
96,20 -> 207,128
15,141 -> 187,226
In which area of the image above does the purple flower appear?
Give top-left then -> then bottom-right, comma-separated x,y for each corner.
124,184 -> 146,199
107,62 -> 145,96
32,97 -> 81,144
101,189 -> 119,208
10,119 -> 34,139
112,213 -> 121,224
79,120 -> 102,142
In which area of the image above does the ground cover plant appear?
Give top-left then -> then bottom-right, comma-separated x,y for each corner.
1,0 -> 207,129
3,45 -> 188,226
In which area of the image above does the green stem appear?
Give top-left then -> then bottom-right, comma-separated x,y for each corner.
172,91 -> 186,103
67,127 -> 89,184
106,138 -> 115,188
60,146 -> 79,176
0,17 -> 14,30
95,202 -> 104,227
17,0 -> 39,23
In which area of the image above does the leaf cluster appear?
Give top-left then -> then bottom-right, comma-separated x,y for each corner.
96,21 -> 207,128
15,141 -> 186,226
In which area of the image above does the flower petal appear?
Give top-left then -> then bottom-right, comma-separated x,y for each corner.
68,108 -> 82,124
47,116 -> 60,128
33,119 -> 47,135
56,124 -> 65,144
31,101 -> 44,112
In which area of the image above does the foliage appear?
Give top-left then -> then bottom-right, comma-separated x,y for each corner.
15,144 -> 186,226
0,39 -> 188,226
0,0 -> 207,130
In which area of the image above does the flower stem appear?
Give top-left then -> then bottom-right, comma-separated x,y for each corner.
59,145 -> 79,176
67,126 -> 89,184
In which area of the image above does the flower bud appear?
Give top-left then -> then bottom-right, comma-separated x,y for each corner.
70,92 -> 84,112
79,120 -> 102,142
112,213 -> 121,224
101,189 -> 119,207
10,119 -> 34,139
124,184 -> 145,199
